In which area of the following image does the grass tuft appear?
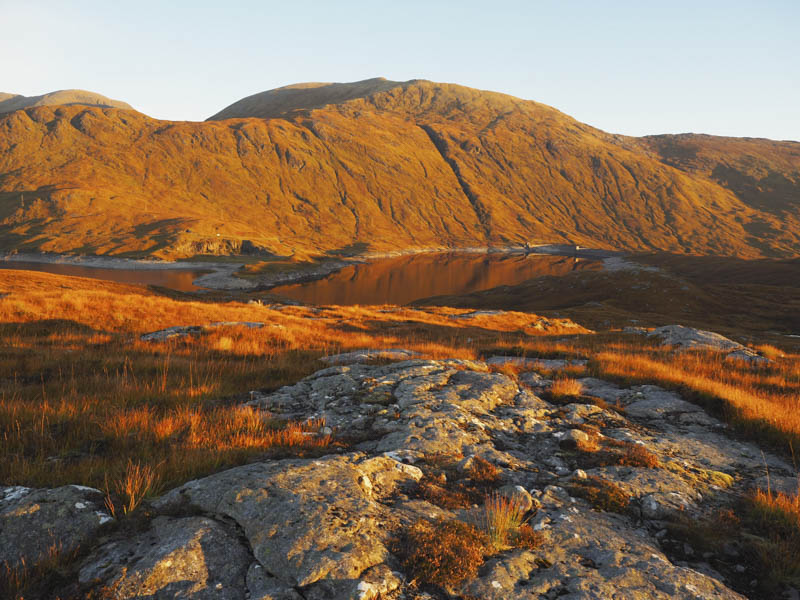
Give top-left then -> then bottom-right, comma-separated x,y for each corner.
104,460 -> 161,517
474,493 -> 530,551
549,377 -> 584,400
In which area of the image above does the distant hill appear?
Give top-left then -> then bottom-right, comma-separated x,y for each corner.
207,78 -> 403,120
0,89 -> 133,114
0,79 -> 797,259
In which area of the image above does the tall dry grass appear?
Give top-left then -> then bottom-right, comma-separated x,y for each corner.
1,269 -> 798,491
549,377 -> 584,399
590,349 -> 800,450
0,271 -> 545,494
475,493 -> 529,551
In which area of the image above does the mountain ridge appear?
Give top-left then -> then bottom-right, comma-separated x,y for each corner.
0,89 -> 133,114
0,79 -> 797,259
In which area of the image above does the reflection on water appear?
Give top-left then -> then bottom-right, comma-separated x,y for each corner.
271,253 -> 602,305
0,261 -> 209,292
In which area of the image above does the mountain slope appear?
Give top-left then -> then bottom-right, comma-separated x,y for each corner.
639,134 -> 800,254
0,79 -> 798,259
0,89 -> 133,114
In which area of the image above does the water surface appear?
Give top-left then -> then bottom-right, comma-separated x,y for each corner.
1,252 -> 603,301
271,252 -> 601,305
0,261 -> 209,292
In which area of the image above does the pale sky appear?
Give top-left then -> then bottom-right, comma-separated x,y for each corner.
2,0 -> 798,140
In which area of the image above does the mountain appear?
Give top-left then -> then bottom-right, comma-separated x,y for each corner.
207,78 -> 404,120
0,78 -> 798,259
0,89 -> 133,114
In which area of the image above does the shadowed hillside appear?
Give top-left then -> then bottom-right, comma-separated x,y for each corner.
0,79 -> 798,258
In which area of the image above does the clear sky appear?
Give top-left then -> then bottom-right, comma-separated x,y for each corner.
3,0 -> 798,140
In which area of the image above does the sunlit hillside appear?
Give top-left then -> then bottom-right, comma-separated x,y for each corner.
0,79 -> 798,259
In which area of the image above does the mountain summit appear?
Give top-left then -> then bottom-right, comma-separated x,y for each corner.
207,77 -> 404,120
0,79 -> 797,258
0,89 -> 133,114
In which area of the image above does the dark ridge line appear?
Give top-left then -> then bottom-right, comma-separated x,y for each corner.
418,124 -> 493,242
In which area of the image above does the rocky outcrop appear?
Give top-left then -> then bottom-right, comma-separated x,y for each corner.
647,325 -> 768,363
153,455 -> 414,599
486,355 -> 588,370
79,516 -> 251,599
0,485 -> 113,569
449,311 -> 591,333
5,359 -> 796,598
319,349 -> 421,365
140,322 -> 268,342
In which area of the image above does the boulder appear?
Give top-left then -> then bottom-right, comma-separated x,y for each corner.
648,325 -> 769,364
319,349 -> 421,365
0,485 -> 113,570
559,428 -> 590,449
140,322 -> 266,342
648,325 -> 743,351
497,485 -> 535,512
79,516 -> 250,599
153,454 -> 419,592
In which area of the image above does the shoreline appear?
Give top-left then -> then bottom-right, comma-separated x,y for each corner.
1,244 -> 625,292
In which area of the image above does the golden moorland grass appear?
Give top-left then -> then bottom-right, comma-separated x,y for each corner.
549,377 -> 584,400
0,268 -> 798,501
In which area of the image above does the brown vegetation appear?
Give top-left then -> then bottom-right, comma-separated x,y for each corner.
414,455 -> 501,509
568,476 -> 632,514
396,519 -> 487,588
396,492 -> 542,589
576,439 -> 661,469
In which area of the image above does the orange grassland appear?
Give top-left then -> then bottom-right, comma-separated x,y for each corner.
1,268 -> 798,502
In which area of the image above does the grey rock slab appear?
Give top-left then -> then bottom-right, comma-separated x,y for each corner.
154,454 -> 417,590
461,509 -> 745,599
247,563 -> 304,600
319,349 -> 421,366
303,564 -> 402,600
207,321 -> 265,329
0,484 -> 112,569
79,516 -> 250,599
624,385 -> 706,420
725,349 -> 770,364
648,325 -> 769,364
250,360 -> 521,457
141,325 -> 204,341
519,371 -> 549,388
141,321 -> 266,342
648,325 -> 744,352
751,474 -> 799,496
577,377 -> 628,402
486,356 -> 588,370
